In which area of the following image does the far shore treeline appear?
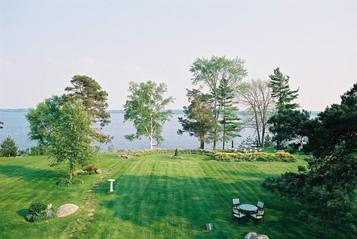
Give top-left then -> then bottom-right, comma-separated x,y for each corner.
0,56 -> 356,225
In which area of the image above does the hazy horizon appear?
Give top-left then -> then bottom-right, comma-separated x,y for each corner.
1,0 -> 357,111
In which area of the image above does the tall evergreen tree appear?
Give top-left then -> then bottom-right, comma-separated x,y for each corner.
268,68 -> 302,148
269,68 -> 299,111
65,75 -> 111,143
218,76 -> 241,149
178,89 -> 215,149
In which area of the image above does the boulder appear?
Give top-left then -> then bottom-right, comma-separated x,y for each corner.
245,232 -> 258,239
244,232 -> 269,239
56,204 -> 79,218
95,168 -> 102,174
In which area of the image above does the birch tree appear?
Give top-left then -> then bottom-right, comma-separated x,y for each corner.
124,81 -> 173,149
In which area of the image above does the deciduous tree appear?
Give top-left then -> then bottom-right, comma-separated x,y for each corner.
27,95 -> 66,147
178,89 -> 215,149
190,56 -> 247,149
47,101 -> 96,179
238,80 -> 274,147
124,81 -> 173,149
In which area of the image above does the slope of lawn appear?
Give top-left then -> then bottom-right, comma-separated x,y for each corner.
0,153 -> 353,239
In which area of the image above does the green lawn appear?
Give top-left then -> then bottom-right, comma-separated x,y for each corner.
0,153 -> 353,239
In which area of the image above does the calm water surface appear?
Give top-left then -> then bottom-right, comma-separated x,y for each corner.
0,109 -> 258,150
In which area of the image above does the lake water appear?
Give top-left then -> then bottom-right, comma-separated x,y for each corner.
0,110 -> 254,151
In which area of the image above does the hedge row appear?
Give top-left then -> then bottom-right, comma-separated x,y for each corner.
135,149 -> 213,157
120,149 -> 296,163
213,151 -> 296,162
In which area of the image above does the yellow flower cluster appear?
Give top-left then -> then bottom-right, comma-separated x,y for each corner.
214,151 -> 295,162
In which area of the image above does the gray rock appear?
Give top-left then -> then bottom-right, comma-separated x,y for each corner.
56,204 -> 79,217
245,232 -> 258,239
244,232 -> 269,239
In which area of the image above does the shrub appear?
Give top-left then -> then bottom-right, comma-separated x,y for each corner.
25,202 -> 56,222
213,151 -> 296,162
56,178 -> 83,186
0,136 -> 18,157
83,165 -> 99,174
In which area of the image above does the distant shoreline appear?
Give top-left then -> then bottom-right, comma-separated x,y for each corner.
0,109 -> 321,115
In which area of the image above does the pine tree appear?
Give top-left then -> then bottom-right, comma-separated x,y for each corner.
269,68 -> 299,111
218,76 -> 241,150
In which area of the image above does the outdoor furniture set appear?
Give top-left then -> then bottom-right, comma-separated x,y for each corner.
232,198 -> 264,222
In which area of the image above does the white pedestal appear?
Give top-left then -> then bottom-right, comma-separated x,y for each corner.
108,179 -> 116,192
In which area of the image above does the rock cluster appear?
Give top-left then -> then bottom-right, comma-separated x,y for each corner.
244,232 -> 269,239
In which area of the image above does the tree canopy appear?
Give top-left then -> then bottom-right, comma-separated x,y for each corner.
190,56 -> 247,149
26,95 -> 67,147
263,83 -> 357,221
178,89 -> 215,149
238,80 -> 274,147
0,136 -> 18,157
269,68 -> 299,111
65,75 -> 111,143
47,101 -> 97,179
218,76 -> 241,149
124,81 -> 173,149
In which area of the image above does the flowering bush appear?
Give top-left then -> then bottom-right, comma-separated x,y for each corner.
214,151 -> 296,162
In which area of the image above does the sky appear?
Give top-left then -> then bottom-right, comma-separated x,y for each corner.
1,0 -> 356,111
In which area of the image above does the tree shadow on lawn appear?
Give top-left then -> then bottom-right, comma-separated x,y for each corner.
0,164 -> 65,181
95,175 -> 321,238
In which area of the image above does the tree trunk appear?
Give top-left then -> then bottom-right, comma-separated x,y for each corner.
149,115 -> 154,150
222,119 -> 226,150
213,97 -> 218,150
149,136 -> 153,150
253,109 -> 262,147
69,162 -> 74,180
200,139 -> 205,149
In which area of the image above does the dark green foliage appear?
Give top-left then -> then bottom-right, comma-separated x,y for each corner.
28,202 -> 47,215
264,83 -> 357,221
268,68 -> 305,149
174,149 -> 178,157
218,76 -> 241,149
178,89 -> 215,149
269,68 -> 299,111
268,109 -> 310,149
65,75 -> 111,143
25,202 -> 56,222
56,178 -> 83,187
0,136 -> 18,157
